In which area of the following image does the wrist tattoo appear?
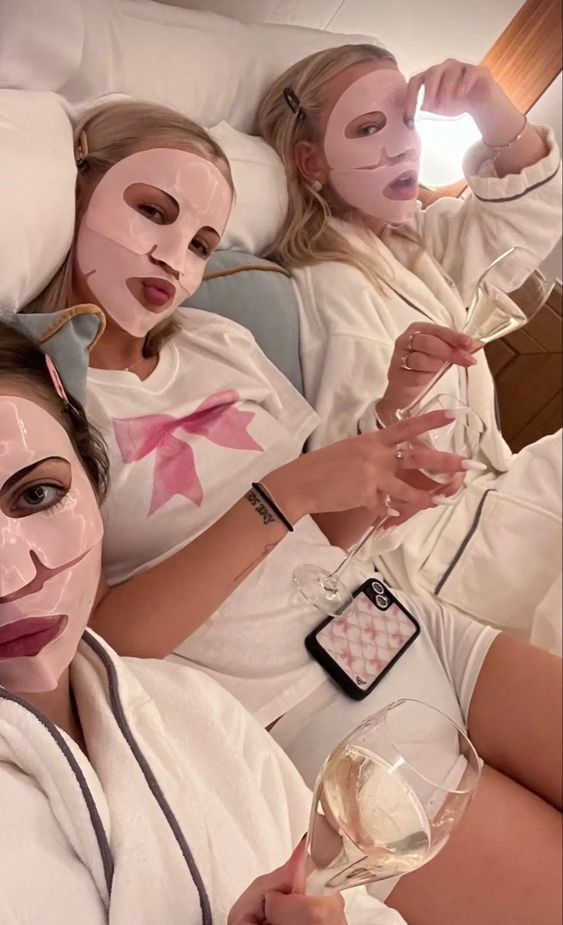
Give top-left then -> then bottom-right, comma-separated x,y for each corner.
245,487 -> 276,525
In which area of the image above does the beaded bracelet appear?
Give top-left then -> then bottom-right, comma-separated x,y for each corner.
251,482 -> 294,532
482,114 -> 527,151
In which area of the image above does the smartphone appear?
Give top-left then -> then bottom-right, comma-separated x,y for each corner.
305,578 -> 420,700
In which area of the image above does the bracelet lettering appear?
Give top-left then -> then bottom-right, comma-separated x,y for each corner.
252,481 -> 294,532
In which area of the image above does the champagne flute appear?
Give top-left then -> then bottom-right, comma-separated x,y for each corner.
293,396 -> 482,614
304,699 -> 482,896
397,248 -> 555,420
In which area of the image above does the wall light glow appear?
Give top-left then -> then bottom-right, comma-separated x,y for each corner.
416,111 -> 482,188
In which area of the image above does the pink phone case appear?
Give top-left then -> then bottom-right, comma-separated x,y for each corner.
314,590 -> 418,692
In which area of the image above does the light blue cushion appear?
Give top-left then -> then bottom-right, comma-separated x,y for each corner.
183,251 -> 303,394
5,305 -> 104,406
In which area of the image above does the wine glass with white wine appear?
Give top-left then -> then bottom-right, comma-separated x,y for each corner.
304,699 -> 482,896
292,396 -> 483,614
397,247 -> 555,419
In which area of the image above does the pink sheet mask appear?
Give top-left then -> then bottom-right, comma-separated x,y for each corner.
76,149 -> 233,338
323,68 -> 421,224
0,397 -> 103,693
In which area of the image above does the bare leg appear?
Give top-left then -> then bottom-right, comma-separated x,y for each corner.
468,634 -> 562,808
387,764 -> 562,925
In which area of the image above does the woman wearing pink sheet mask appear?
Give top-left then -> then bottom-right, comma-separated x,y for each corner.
0,327 -> 107,748
0,319 -> 361,925
39,103 -> 237,381
0,396 -> 103,696
258,46 -> 562,647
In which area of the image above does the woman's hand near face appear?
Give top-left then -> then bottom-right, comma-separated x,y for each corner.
403,59 -> 548,175
376,322 -> 481,425
228,844 -> 348,925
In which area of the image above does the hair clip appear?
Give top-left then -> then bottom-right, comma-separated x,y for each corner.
75,129 -> 90,171
44,354 -> 81,417
283,87 -> 305,122
45,355 -> 70,403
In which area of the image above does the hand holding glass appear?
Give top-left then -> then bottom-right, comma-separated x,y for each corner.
397,247 -> 555,419
293,397 -> 482,614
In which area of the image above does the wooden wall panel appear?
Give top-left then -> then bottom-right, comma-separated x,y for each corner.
486,282 -> 563,451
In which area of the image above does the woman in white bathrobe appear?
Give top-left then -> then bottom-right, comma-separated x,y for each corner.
257,46 -> 562,650
0,317 -> 391,925
22,104 -> 562,924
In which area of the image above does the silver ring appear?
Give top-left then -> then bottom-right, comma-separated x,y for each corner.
407,332 -> 417,352
383,493 -> 393,509
400,352 -> 413,371
395,448 -> 405,462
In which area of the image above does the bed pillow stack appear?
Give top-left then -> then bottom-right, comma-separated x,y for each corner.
0,0 -> 376,310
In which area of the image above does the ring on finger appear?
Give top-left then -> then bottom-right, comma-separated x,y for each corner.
395,447 -> 405,463
400,352 -> 414,371
383,492 -> 393,509
407,331 -> 417,352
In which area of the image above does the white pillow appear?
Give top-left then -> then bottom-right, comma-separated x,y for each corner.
0,0 -> 375,131
0,90 -> 76,312
0,0 -> 85,91
209,123 -> 287,254
152,0 -> 345,29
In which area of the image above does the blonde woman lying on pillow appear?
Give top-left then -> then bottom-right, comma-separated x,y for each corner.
0,318 -> 399,925
257,46 -> 562,649
22,101 -> 562,924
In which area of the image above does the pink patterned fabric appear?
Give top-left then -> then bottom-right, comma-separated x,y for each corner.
113,389 -> 262,514
317,593 -> 416,689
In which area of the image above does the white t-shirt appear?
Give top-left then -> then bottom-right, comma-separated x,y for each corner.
87,309 -> 495,727
88,309 -> 317,584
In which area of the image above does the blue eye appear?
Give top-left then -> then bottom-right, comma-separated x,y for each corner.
13,483 -> 67,517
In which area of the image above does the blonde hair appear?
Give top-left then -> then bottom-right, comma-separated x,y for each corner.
257,44 -> 420,290
25,101 -> 234,356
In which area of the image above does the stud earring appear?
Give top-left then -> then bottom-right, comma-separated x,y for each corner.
310,179 -> 323,192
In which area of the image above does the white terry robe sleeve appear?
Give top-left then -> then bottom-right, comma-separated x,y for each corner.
413,125 -> 562,303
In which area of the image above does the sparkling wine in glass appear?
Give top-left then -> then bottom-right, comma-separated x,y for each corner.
397,248 -> 555,419
304,699 -> 482,896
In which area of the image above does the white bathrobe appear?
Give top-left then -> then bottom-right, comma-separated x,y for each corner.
0,631 -> 403,925
293,127 -> 562,649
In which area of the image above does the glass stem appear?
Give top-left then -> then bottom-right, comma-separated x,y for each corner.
396,360 -> 453,419
321,516 -> 389,591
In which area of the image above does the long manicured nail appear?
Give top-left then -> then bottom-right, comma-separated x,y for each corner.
387,508 -> 401,517
444,407 -> 471,420
461,459 -> 487,471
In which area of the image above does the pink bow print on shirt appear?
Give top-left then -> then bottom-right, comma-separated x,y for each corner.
113,389 -> 263,515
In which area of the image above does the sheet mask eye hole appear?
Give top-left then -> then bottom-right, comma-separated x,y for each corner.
346,112 -> 387,139
123,183 -> 179,226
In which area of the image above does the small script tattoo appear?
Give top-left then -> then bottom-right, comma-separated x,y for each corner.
245,487 -> 276,526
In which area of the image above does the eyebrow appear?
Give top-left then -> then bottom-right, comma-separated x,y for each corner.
1,456 -> 69,493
